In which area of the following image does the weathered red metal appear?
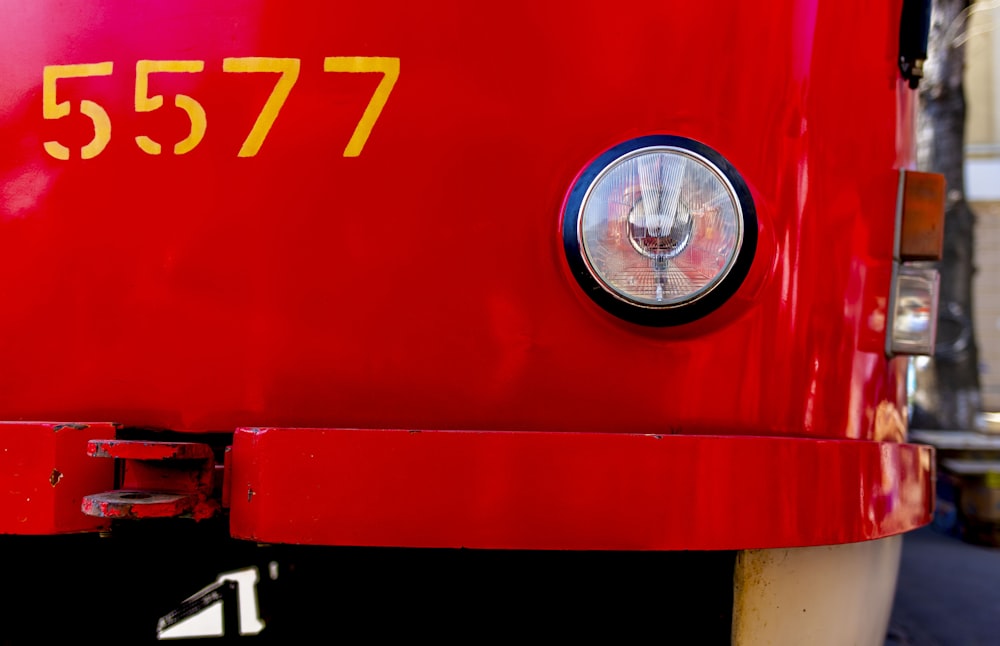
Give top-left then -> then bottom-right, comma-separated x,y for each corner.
81,491 -> 207,519
0,422 -> 117,534
229,427 -> 934,550
87,440 -> 214,461
82,440 -> 219,521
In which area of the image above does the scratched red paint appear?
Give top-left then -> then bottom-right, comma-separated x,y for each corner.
0,422 -> 116,534
81,440 -> 220,521
81,491 -> 219,521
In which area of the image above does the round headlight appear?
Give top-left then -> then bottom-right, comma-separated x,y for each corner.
562,135 -> 757,326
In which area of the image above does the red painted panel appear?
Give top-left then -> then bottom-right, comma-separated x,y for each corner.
0,1 -> 933,549
230,428 -> 933,550
0,0 -> 915,444
0,422 -> 117,534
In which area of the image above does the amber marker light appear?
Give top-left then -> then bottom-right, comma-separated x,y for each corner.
899,170 -> 946,261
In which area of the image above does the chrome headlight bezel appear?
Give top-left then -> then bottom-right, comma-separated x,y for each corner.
562,135 -> 757,326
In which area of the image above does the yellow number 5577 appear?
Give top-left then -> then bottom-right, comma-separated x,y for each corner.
42,56 -> 400,159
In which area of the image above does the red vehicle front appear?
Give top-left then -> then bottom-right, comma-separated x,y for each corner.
0,0 -> 941,642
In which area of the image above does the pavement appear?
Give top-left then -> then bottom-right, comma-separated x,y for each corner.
886,525 -> 1000,645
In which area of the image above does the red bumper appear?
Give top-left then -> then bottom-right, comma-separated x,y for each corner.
229,428 -> 934,550
0,422 -> 116,534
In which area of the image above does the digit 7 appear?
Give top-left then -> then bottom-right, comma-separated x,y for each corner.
222,57 -> 301,157
323,57 -> 400,157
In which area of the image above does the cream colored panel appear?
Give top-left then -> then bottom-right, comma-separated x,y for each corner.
733,535 -> 903,646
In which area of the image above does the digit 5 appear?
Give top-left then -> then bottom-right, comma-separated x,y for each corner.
42,62 -> 114,160
135,60 -> 207,155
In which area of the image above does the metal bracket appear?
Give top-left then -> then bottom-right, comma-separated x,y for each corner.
899,0 -> 932,89
81,440 -> 220,520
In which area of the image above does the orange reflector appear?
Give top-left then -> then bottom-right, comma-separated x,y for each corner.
900,170 -> 946,261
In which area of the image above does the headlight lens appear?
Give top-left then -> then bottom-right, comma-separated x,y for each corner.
563,136 -> 757,326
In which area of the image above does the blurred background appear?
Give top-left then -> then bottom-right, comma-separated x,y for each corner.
968,2 -> 1000,402
888,3 -> 1000,644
